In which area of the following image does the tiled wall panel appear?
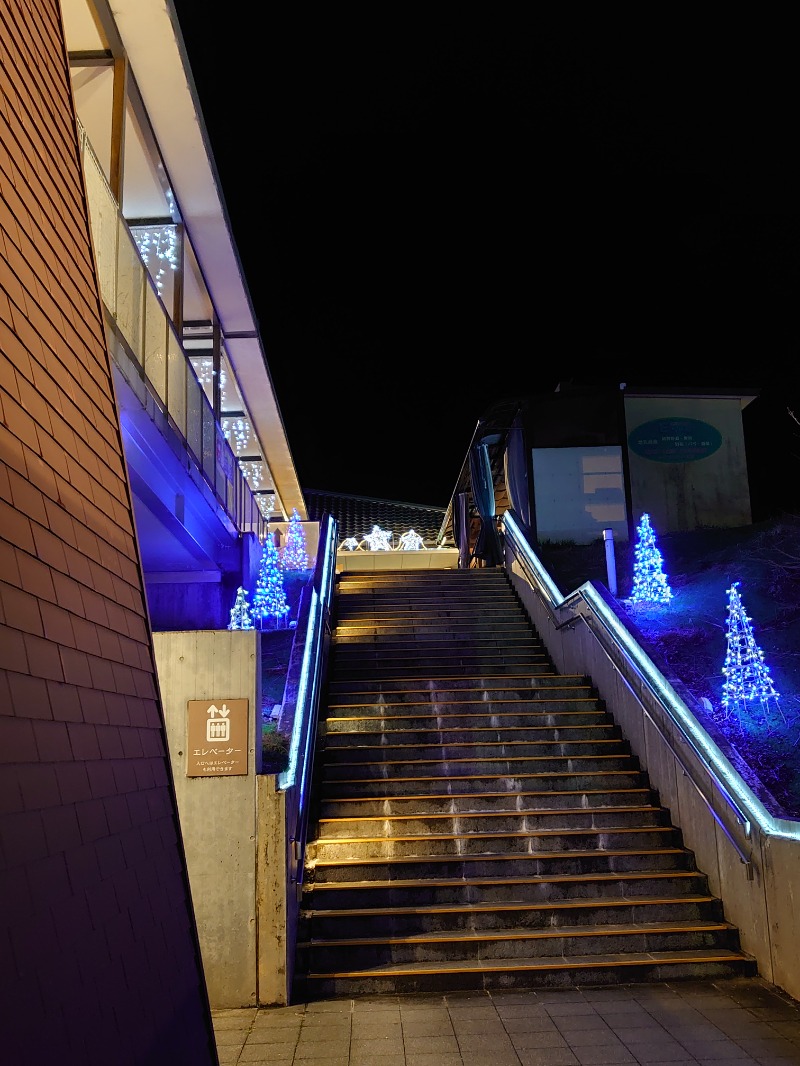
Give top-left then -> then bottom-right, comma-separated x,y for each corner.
0,2 -> 217,1063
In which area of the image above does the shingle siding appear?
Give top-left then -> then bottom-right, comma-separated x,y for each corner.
0,2 -> 217,1063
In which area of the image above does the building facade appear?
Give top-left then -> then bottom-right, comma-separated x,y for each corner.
1,0 -> 309,1059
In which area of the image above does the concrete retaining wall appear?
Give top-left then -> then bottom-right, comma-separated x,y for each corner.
154,630 -> 266,1008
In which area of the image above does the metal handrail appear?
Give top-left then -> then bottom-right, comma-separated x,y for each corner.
278,515 -> 337,896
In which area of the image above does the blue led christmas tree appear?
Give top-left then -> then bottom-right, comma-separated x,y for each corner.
228,586 -> 254,630
252,534 -> 289,629
282,508 -> 310,570
629,513 -> 672,606
721,581 -> 782,726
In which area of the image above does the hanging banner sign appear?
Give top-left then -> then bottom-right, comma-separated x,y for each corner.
628,418 -> 722,463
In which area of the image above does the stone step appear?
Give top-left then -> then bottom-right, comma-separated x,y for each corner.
332,621 -> 536,638
330,651 -> 550,668
318,769 -> 651,798
297,920 -> 745,972
303,868 -> 712,908
298,948 -> 756,998
330,654 -> 551,670
309,846 -> 698,883
295,945 -> 756,999
316,805 -> 669,838
318,800 -> 668,833
301,895 -> 725,939
331,634 -> 545,648
336,572 -> 511,589
295,566 -> 753,999
318,786 -> 656,818
338,571 -> 511,579
325,674 -> 592,696
320,754 -> 639,780
332,605 -> 529,622
334,606 -> 534,618
326,688 -> 600,705
330,663 -> 560,681
335,595 -> 526,609
309,825 -> 683,862
324,708 -> 609,730
324,723 -> 617,742
321,739 -> 630,763
333,614 -> 537,629
336,577 -> 515,590
332,633 -> 545,650
334,609 -> 531,622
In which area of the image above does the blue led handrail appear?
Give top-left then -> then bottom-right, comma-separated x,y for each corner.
279,514 -> 337,796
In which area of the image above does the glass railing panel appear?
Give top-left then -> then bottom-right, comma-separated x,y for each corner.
186,370 -> 204,466
143,281 -> 167,407
188,353 -> 215,408
167,322 -> 187,437
202,403 -> 216,486
116,228 -> 145,365
237,478 -> 248,531
80,133 -> 118,316
216,427 -> 234,503
80,121 -> 269,542
226,477 -> 236,524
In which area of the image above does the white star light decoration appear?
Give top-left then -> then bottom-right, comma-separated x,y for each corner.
339,528 -> 430,551
398,529 -> 425,550
362,525 -> 393,550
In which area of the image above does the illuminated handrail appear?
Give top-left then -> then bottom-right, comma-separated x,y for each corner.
501,509 -> 800,844
279,513 -> 337,795
278,515 -> 337,903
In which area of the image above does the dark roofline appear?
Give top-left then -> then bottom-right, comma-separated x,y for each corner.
618,384 -> 759,407
303,488 -> 446,512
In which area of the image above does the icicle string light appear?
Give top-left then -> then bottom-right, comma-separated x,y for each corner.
221,416 -> 252,455
190,356 -> 225,391
131,223 -> 178,294
254,493 -> 276,520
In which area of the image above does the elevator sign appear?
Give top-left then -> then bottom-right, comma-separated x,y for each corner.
187,699 -> 248,777
628,418 -> 722,463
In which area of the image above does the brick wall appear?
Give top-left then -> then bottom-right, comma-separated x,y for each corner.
0,2 -> 217,1062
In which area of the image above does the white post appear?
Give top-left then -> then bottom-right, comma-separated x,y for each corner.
603,528 -> 617,596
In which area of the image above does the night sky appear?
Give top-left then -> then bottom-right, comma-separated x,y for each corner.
169,10 -> 799,516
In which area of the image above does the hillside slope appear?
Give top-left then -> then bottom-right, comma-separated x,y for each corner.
536,513 -> 800,818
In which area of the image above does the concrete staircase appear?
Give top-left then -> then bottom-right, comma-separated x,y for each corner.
294,567 -> 756,999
